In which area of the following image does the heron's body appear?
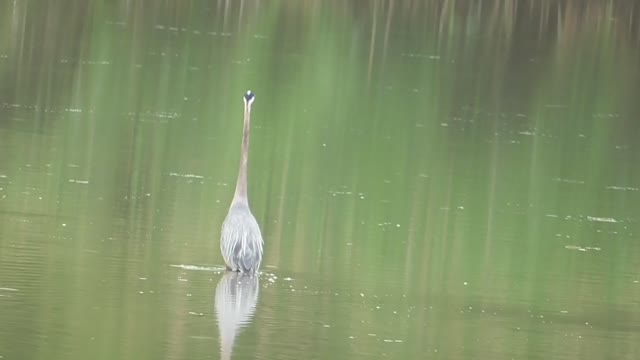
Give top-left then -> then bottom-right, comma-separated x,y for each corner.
220,90 -> 263,274
221,202 -> 263,273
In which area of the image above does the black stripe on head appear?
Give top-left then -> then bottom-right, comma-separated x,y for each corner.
244,90 -> 255,103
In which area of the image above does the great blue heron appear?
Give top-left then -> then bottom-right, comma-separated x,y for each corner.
220,90 -> 264,274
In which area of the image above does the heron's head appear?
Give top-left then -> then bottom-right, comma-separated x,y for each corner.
243,90 -> 255,109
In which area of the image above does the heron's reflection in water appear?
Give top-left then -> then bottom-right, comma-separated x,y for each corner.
215,271 -> 260,360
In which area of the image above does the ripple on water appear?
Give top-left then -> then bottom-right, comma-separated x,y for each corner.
605,186 -> 639,192
587,216 -> 619,223
169,264 -> 225,272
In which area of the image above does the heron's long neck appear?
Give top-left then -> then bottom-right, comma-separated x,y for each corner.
233,104 -> 251,205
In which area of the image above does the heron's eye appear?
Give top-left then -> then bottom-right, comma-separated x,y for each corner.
244,90 -> 255,102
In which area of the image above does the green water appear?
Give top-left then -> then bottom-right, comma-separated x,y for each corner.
1,1 -> 639,359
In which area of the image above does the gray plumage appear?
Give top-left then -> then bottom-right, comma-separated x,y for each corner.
220,90 -> 264,274
221,202 -> 263,273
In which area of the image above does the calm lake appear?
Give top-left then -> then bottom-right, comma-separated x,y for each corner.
1,1 -> 639,359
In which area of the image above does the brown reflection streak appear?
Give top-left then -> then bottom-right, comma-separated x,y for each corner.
366,0 -> 379,90
381,0 -> 394,68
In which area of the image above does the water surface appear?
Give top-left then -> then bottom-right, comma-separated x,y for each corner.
1,2 -> 639,359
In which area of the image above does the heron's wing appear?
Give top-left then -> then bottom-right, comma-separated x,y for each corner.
235,216 -> 263,273
223,205 -> 264,273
